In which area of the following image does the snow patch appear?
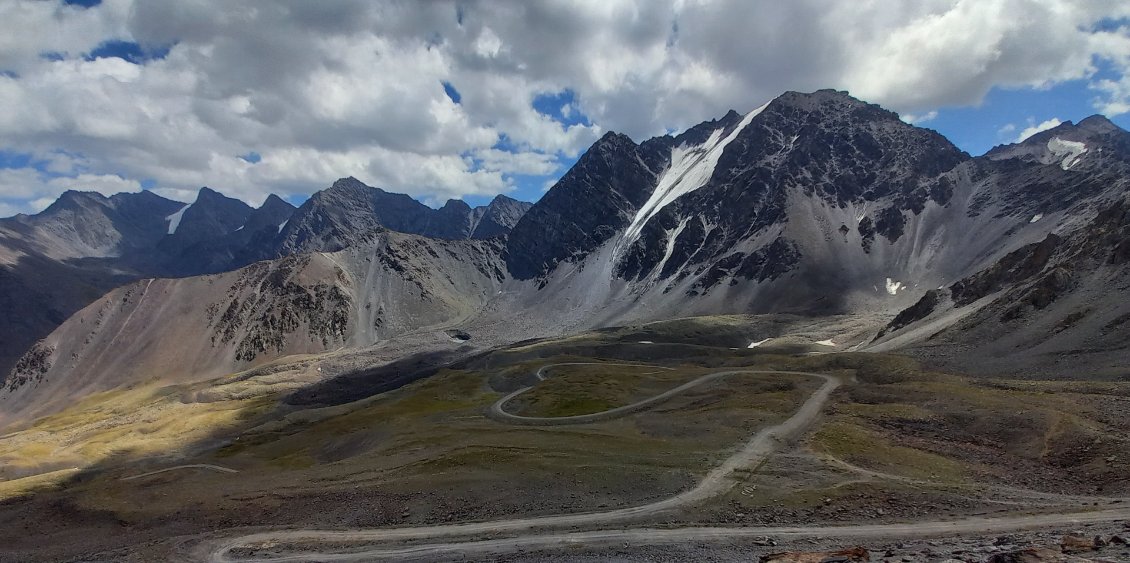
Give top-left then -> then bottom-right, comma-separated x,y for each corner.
855,203 -> 869,224
619,101 -> 770,250
277,219 -> 289,233
1047,137 -> 1087,170
654,217 -> 690,277
234,224 -> 244,232
885,278 -> 903,295
638,340 -> 654,344
165,204 -> 191,235
1029,213 -> 1043,223
747,338 -> 771,348
815,339 -> 837,347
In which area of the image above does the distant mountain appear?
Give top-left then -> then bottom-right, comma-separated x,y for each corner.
0,189 -> 185,377
0,181 -> 532,378
471,194 -> 534,238
271,177 -> 532,258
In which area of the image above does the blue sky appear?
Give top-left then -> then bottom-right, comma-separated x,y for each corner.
924,78 -> 1130,157
4,77 -> 1123,210
0,1 -> 1128,216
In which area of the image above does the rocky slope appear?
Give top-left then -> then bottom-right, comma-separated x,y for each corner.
871,117 -> 1130,376
493,90 -> 1130,365
0,230 -> 506,425
495,91 -> 996,331
0,181 -> 531,378
0,190 -> 185,376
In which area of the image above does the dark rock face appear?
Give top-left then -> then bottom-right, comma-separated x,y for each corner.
471,195 -> 533,239
505,132 -> 668,280
508,89 -> 969,303
878,289 -> 942,338
157,187 -> 257,275
275,177 -> 430,255
950,234 -> 1062,306
161,187 -> 253,249
206,255 -> 352,362
620,90 -> 967,281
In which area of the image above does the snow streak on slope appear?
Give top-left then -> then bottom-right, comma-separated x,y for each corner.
619,101 -> 770,250
1047,137 -> 1087,170
654,218 -> 690,277
165,204 -> 191,235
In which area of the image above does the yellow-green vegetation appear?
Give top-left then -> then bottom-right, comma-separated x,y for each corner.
794,353 -> 1130,493
0,382 -> 274,499
513,364 -> 711,417
812,421 -> 966,482
0,468 -> 81,499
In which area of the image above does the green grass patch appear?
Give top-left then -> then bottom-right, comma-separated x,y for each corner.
812,420 -> 966,483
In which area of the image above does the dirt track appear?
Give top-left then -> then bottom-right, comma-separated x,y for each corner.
119,464 -> 239,481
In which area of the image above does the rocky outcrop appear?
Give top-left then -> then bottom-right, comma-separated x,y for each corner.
760,546 -> 869,562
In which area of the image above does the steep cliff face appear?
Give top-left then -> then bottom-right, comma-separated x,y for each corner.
499,90 -> 978,325
471,195 -> 533,239
504,131 -> 671,280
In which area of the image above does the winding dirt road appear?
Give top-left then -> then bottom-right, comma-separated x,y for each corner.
489,362 -> 685,425
120,464 -> 239,481
205,366 -> 1130,562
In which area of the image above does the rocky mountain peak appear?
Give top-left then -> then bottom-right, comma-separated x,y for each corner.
328,176 -> 370,193
439,199 -> 473,213
41,190 -> 108,215
470,194 -> 533,239
161,187 -> 252,248
258,193 -> 294,212
1076,114 -> 1122,135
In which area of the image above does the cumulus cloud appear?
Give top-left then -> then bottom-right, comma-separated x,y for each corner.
0,0 -> 1127,216
1016,118 -> 1064,142
902,111 -> 939,124
0,166 -> 141,216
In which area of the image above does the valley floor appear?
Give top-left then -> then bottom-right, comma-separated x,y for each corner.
0,315 -> 1128,561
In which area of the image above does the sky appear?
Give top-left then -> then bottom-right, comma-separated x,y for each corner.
0,1 -> 1128,217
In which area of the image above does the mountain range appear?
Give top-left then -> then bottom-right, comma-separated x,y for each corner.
0,180 -> 530,380
3,88 -> 1129,425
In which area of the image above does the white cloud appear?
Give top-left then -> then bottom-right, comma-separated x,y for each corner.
0,166 -> 142,216
902,111 -> 939,124
1015,117 -> 1063,142
0,0 -> 1127,217
474,149 -> 560,176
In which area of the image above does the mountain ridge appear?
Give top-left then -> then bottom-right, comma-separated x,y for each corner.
5,88 -> 1130,425
0,180 -> 533,379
